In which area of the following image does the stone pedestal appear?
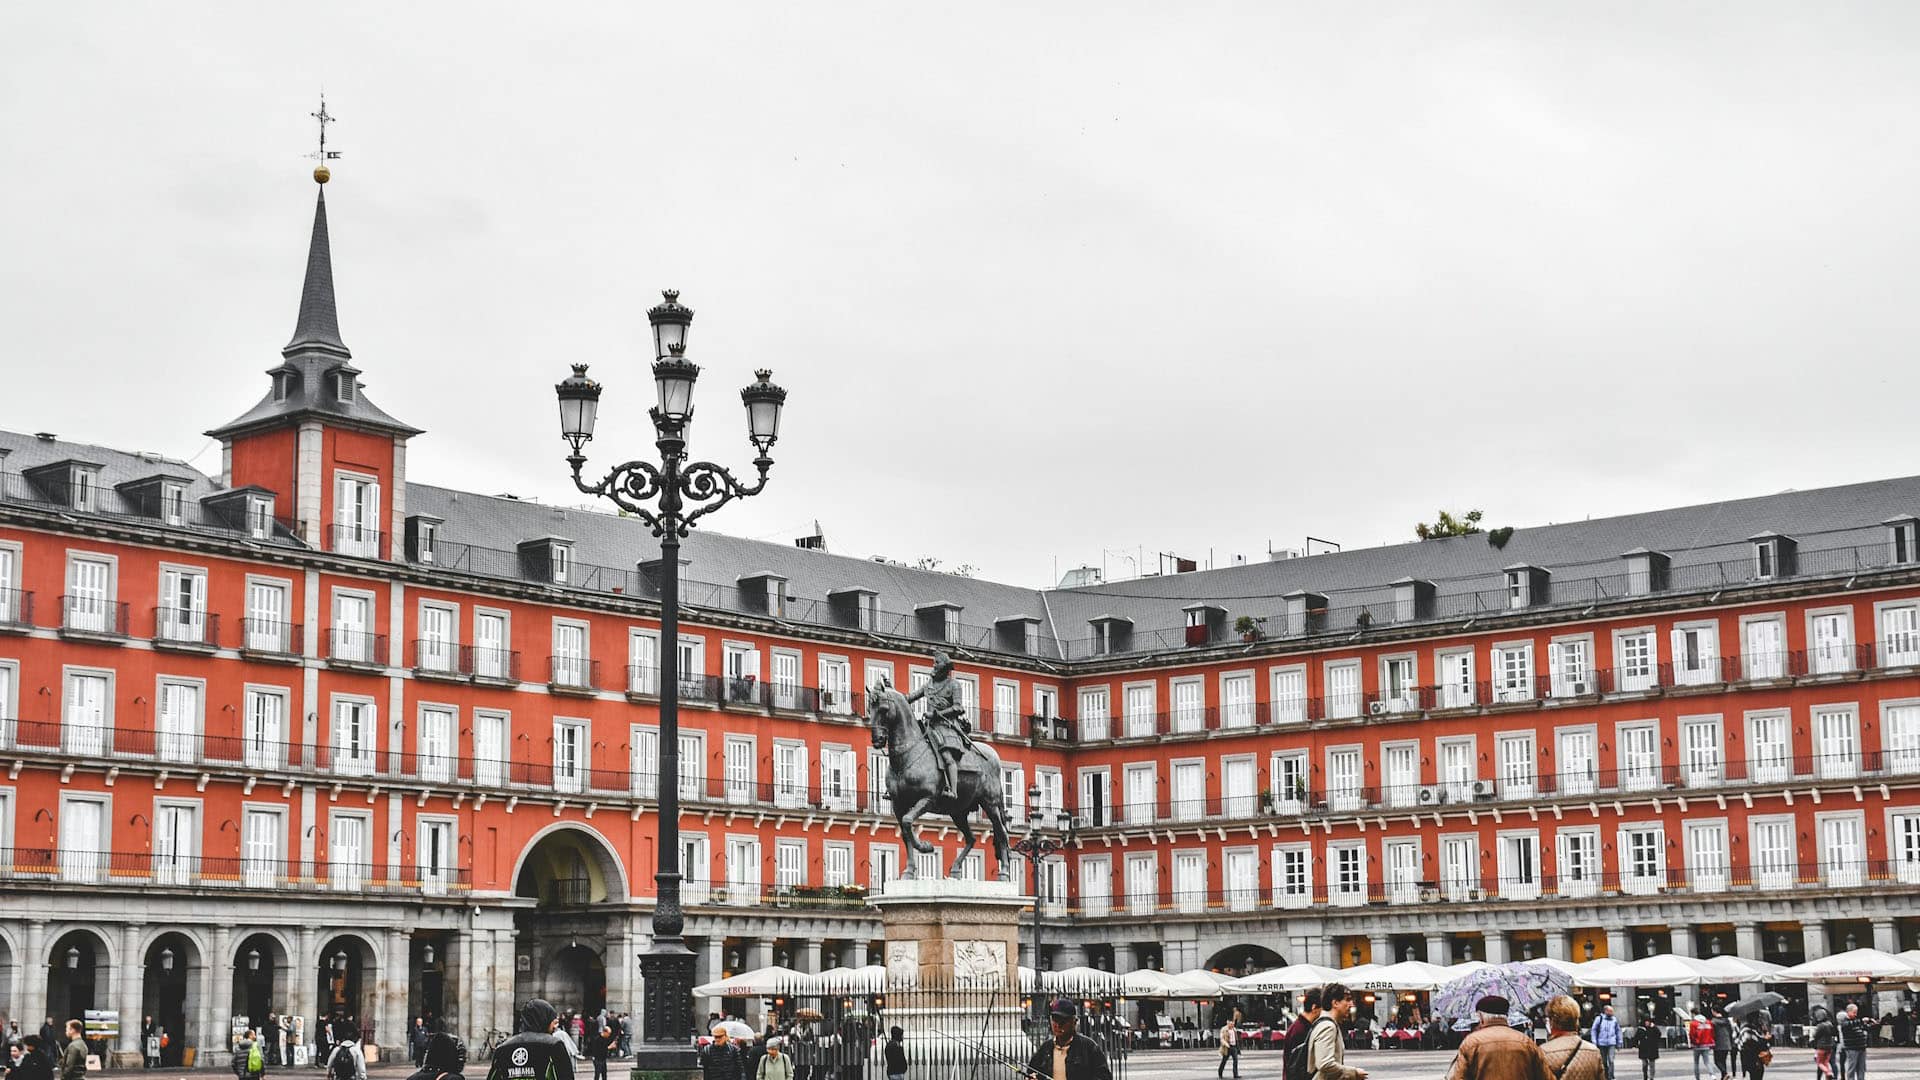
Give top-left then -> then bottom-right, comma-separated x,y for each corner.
871,878 -> 1028,989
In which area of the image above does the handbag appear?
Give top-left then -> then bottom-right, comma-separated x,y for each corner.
1758,1049 -> 1774,1066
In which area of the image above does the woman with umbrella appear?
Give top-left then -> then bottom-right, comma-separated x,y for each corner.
1737,1015 -> 1772,1080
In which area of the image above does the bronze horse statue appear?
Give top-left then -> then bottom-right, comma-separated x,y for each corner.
867,678 -> 1013,879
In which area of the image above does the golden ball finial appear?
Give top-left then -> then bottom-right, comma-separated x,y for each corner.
314,164 -> 331,184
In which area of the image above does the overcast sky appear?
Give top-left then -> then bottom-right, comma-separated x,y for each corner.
4,3 -> 1918,588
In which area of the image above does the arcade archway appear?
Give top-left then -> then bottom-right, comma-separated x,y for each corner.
141,932 -> 201,1066
1205,944 -> 1285,978
231,932 -> 292,1037
315,934 -> 379,1036
513,826 -> 628,906
47,929 -> 111,1028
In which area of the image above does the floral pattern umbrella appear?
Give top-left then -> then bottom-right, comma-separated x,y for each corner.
1431,961 -> 1571,1019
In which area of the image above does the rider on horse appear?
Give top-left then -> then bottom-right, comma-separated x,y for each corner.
905,651 -> 974,800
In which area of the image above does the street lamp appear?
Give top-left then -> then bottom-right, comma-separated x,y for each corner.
67,947 -> 80,970
557,289 -> 787,1073
1010,782 -> 1070,1022
333,951 -> 347,973
160,948 -> 174,973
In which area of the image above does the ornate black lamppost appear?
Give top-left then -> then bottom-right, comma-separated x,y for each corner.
555,290 -> 787,1074
1011,782 -> 1071,1021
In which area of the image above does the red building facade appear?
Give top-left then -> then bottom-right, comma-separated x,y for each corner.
2,175 -> 1919,1062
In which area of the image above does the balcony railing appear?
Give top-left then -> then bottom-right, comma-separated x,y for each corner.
0,588 -> 34,631
471,646 -> 521,683
328,524 -> 384,559
409,639 -> 473,678
548,656 -> 600,693
324,628 -> 387,668
60,595 -> 129,637
153,606 -> 219,648
240,617 -> 303,656
0,847 -> 469,894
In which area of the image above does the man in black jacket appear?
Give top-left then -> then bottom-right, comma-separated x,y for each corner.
1838,1003 -> 1878,1080
1024,999 -> 1112,1080
485,1002 -> 574,1080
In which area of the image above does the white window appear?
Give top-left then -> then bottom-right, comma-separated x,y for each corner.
725,836 -> 761,903
0,545 -> 16,625
1437,738 -> 1475,801
549,720 -> 585,793
1672,623 -> 1720,686
1821,814 -> 1865,886
993,679 -> 1020,735
474,611 -> 511,680
1033,686 -> 1058,723
157,567 -> 208,643
724,735 -> 755,804
1327,747 -> 1363,811
774,741 -> 808,809
1895,521 -> 1920,565
630,726 -> 659,798
1814,706 -> 1858,778
328,811 -> 368,891
1080,855 -> 1112,917
1123,764 -> 1156,825
1078,768 -> 1110,826
1222,756 -> 1256,818
1497,734 -> 1535,799
1558,828 -> 1599,898
1681,717 -> 1722,786
415,520 -> 438,563
1616,630 -> 1656,693
242,807 -> 283,888
1079,686 -> 1111,741
1810,611 -> 1855,675
155,678 -> 201,764
1744,617 -> 1786,680
1619,825 -> 1664,894
1274,845 -> 1311,908
679,637 -> 706,697
1892,812 -> 1920,884
1618,723 -> 1660,791
1326,661 -> 1361,719
1126,852 -> 1158,914
59,795 -> 106,883
1497,832 -> 1540,900
160,482 -> 185,526
245,580 -> 291,652
818,657 -> 852,714
0,661 -> 12,749
419,819 -> 454,895
629,630 -> 659,695
241,687 -> 287,770
1170,761 -> 1204,821
821,745 -> 857,812
1000,765 -> 1026,825
418,603 -> 456,673
1271,751 -> 1308,812
1037,856 -> 1067,915
419,705 -> 456,782
1685,820 -> 1728,893
1550,638 -> 1592,697
550,542 -> 572,585
823,842 -> 853,888
1751,817 -> 1795,889
330,697 -> 375,775
552,622 -> 589,688
1440,835 -> 1478,900
681,834 -> 711,903
1438,650 -> 1476,708
1221,672 -> 1255,727
331,592 -> 373,664
245,495 -> 273,540
333,473 -> 381,557
1505,568 -> 1532,608
1329,842 -> 1366,905
1748,712 -> 1790,783
70,466 -> 97,512
1884,703 -> 1920,775
473,710 -> 508,787
1224,848 -> 1259,911
1271,667 -> 1308,723
1881,603 -> 1920,667
1383,838 -> 1420,903
1383,743 -> 1419,806
1033,768 -> 1063,821
724,643 -> 759,702
771,651 -> 801,711
1171,677 -> 1204,733
64,670 -> 111,756
1557,728 -> 1597,795
1123,684 -> 1156,738
1380,657 -> 1416,712
1493,643 -> 1534,702
868,843 -> 900,894
1172,850 -> 1207,913
775,838 -> 806,890
65,555 -> 114,633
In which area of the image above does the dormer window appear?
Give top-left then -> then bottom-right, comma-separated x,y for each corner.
246,495 -> 274,539
1506,569 -> 1528,608
160,482 -> 185,526
418,521 -> 438,564
1503,565 -> 1549,609
1889,517 -> 1918,566
551,543 -> 572,585
272,371 -> 290,403
71,466 -> 98,512
334,371 -> 356,404
1756,541 -> 1777,579
1749,533 -> 1797,581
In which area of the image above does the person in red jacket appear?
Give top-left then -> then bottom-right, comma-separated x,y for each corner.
1688,1013 -> 1716,1080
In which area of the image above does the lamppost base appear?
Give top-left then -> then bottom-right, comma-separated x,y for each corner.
635,943 -> 699,1080
628,1047 -> 702,1080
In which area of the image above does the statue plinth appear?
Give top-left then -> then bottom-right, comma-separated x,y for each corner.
871,878 -> 1028,989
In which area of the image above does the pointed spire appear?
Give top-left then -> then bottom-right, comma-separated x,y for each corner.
285,184 -> 350,358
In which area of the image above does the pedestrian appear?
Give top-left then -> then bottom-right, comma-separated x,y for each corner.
701,1029 -> 744,1080
754,1037 -> 792,1080
484,1001 -> 574,1080
586,1019 -> 615,1080
1711,1012 -> 1734,1080
1837,1003 -> 1876,1080
1737,1016 -> 1772,1080
412,1020 -> 431,1067
1542,996 -> 1605,1080
1591,1006 -> 1623,1080
1445,994 -> 1549,1080
618,1016 -> 631,1059
883,1026 -> 906,1080
235,1028 -> 265,1080
57,1023 -> 84,1080
1687,1012 -> 1715,1080
12,1037 -> 53,1080
1637,1017 -> 1661,1080
1307,984 -> 1367,1080
405,1034 -> 467,1080
1284,988 -> 1326,1080
1811,1007 -> 1837,1079
1023,999 -> 1111,1080
1219,1007 -> 1243,1079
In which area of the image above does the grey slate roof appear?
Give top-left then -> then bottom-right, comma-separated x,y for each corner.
287,188 -> 347,357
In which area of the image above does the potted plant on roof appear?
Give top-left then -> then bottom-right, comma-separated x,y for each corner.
1234,615 -> 1265,643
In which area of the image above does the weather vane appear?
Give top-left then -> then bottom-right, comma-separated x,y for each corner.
308,92 -> 341,183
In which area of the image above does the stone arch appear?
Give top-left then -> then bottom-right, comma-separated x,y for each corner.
141,930 -> 203,1065
46,927 -> 114,1028
315,932 -> 382,1034
231,931 -> 295,1033
511,823 -> 630,904
1204,943 -> 1285,978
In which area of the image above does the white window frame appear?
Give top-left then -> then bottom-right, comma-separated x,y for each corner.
243,575 -> 295,653
1748,813 -> 1796,890
1556,826 -> 1600,898
1328,840 -> 1367,906
1875,599 -> 1920,668
1616,720 -> 1662,792
551,617 -> 591,689
1740,613 -> 1788,681
63,551 -> 118,634
1169,675 -> 1205,733
1269,664 -> 1309,723
155,563 -> 209,644
1435,648 -> 1477,709
1671,620 -> 1721,686
1882,698 -> 1920,776
1326,745 -> 1364,812
1495,731 -> 1536,799
416,599 -> 460,674
1219,670 -> 1257,727
329,587 -> 377,664
331,470 -> 381,558
817,654 -> 853,715
1548,634 -> 1594,698
329,693 -> 377,776
1496,829 -> 1541,901
473,607 -> 513,681
1382,740 -> 1420,807
417,814 -> 457,895
1679,714 -> 1724,787
59,791 -> 110,883
1812,703 -> 1859,779
1078,854 -> 1113,917
417,702 -> 457,783
1806,607 -> 1857,675
1491,640 -> 1535,703
628,627 -> 660,695
1324,659 -> 1361,719
1612,628 -> 1658,693
240,803 -> 286,888
62,665 -> 115,756
327,808 -> 373,892
1684,818 -> 1729,894
154,675 -> 205,764
1078,685 -> 1112,742
1273,843 -> 1311,909
552,717 -> 588,794
1745,709 -> 1791,783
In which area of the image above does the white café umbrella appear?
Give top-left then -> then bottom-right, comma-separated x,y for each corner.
1122,969 -> 1216,999
1697,956 -> 1785,983
693,965 -> 816,997
813,965 -> 886,994
1570,957 -> 1623,985
1523,958 -> 1583,978
1175,969 -> 1233,996
1446,960 -> 1491,978
1361,960 -> 1455,991
1043,966 -> 1124,994
1020,965 -> 1037,993
1604,954 -> 1721,988
1222,962 -> 1346,993
1779,948 -> 1920,986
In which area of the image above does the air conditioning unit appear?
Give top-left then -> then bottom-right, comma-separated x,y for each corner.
1417,886 -> 1440,903
1569,680 -> 1591,696
1416,785 -> 1445,806
1470,779 -> 1496,800
1466,887 -> 1489,901
821,690 -> 836,707
1367,701 -> 1391,717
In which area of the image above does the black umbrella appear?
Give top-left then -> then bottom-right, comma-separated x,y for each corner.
1726,992 -> 1784,1018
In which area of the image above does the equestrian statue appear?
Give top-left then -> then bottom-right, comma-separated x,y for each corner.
867,651 -> 1013,879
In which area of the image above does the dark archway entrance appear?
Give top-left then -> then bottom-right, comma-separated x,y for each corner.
316,935 -> 377,1040
231,933 -> 290,1041
411,935 -> 449,1033
1204,944 -> 1285,978
547,944 -> 607,1018
47,930 -> 109,1032
142,933 -> 199,1066
514,828 -> 625,907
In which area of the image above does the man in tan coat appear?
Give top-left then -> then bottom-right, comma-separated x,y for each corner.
1308,984 -> 1368,1080
1541,996 -> 1607,1080
1445,996 -> 1550,1080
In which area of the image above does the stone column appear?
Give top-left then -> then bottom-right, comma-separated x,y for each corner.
381,926 -> 409,1059
1872,917 -> 1900,1015
491,931 -> 515,1040
1052,942 -> 1088,970
744,941 -> 774,1028
1734,923 -> 1764,1003
196,933 -> 218,1066
455,930 -> 476,1048
1803,921 -> 1831,1016
703,938 -> 726,1023
1671,924 -> 1696,958
293,927 -> 317,1040
1423,932 -> 1448,965
118,923 -> 145,1053
22,922 -> 47,1041
800,939 -> 823,975
211,924 -> 233,1045
1545,929 -> 1568,962
1113,943 -> 1137,975
1605,928 -> 1635,1023
1482,932 -> 1509,966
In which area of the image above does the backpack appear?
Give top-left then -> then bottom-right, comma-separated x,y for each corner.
1287,1017 -> 1335,1080
248,1044 -> 264,1075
